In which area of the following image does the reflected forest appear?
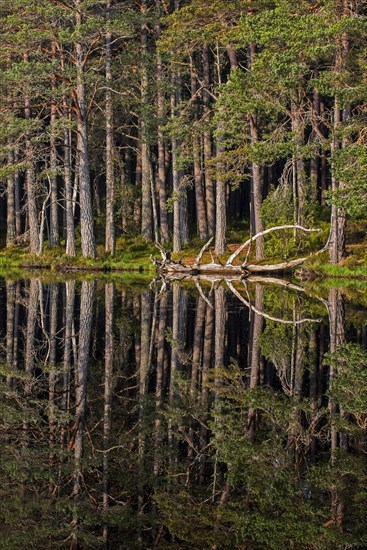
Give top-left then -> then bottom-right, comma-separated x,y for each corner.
1,277 -> 367,549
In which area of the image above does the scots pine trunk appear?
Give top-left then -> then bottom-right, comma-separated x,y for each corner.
203,46 -> 215,237
140,0 -> 152,241
63,106 -> 76,256
24,54 -> 39,255
191,59 -> 207,241
75,4 -> 96,259
248,45 -> 264,260
6,149 -> 16,247
249,114 -> 264,260
155,1 -> 169,243
105,0 -> 115,255
49,42 -> 59,248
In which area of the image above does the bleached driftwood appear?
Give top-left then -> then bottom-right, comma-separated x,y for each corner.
152,225 -> 327,278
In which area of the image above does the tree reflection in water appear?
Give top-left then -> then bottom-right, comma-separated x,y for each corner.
0,277 -> 366,549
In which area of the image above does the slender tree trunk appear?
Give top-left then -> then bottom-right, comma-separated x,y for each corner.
49,42 -> 59,248
6,149 -> 16,247
191,58 -> 208,240
75,4 -> 96,258
64,107 -> 76,256
155,2 -> 169,243
310,88 -> 320,200
140,0 -> 152,240
171,75 -> 181,253
105,0 -> 115,255
14,148 -> 21,238
24,53 -> 39,255
203,46 -> 215,237
248,112 -> 264,260
291,97 -> 306,227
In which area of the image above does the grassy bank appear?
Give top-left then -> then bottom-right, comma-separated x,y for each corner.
0,225 -> 366,280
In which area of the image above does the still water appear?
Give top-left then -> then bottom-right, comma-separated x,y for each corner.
0,276 -> 366,549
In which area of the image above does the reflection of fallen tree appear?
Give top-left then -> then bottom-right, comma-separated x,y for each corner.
152,225 -> 328,277
225,280 -> 321,325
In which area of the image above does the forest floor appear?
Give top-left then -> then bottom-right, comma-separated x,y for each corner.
0,222 -> 366,280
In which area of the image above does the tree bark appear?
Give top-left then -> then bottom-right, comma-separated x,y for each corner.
105,0 -> 115,255
24,53 -> 39,255
6,149 -> 16,247
140,0 -> 152,241
49,42 -> 59,248
191,58 -> 208,241
203,46 -> 215,237
75,3 -> 96,258
155,1 -> 169,243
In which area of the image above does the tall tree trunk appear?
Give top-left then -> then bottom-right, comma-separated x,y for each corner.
64,106 -> 76,256
140,0 -> 152,240
248,112 -> 264,260
171,74 -> 181,253
24,53 -> 39,255
291,96 -> 306,227
49,42 -> 59,248
14,147 -> 21,238
191,58 -> 208,241
75,4 -> 96,258
155,1 -> 169,243
203,46 -> 215,237
310,88 -> 320,201
215,47 -> 226,255
105,0 -> 115,255
6,149 -> 16,247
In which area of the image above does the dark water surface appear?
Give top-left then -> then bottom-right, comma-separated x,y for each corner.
0,276 -> 366,549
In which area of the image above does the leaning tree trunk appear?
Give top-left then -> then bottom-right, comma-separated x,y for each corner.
75,4 -> 96,259
105,0 -> 115,255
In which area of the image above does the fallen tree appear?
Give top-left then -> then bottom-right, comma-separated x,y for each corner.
151,225 -> 328,277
